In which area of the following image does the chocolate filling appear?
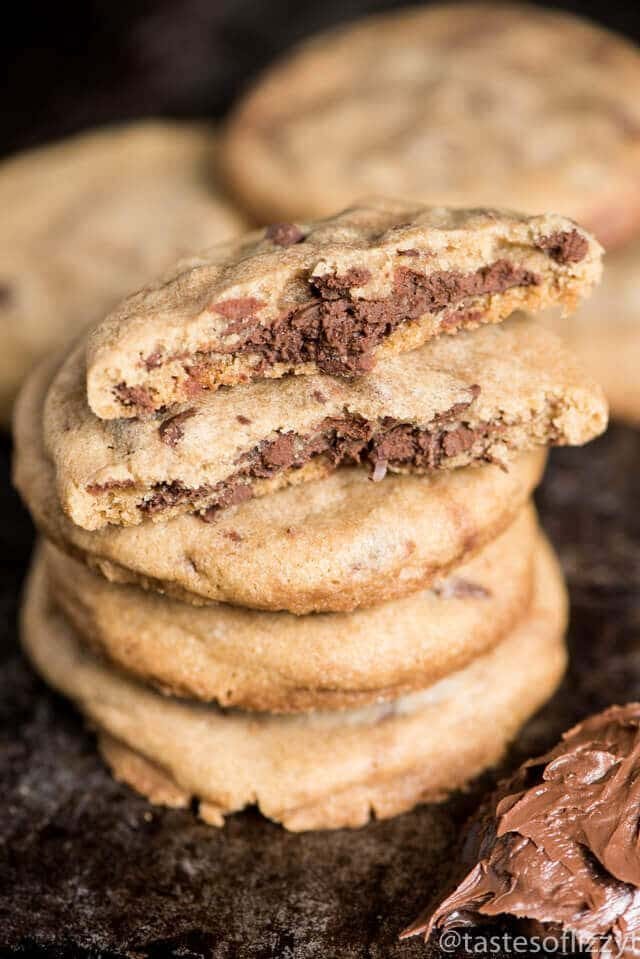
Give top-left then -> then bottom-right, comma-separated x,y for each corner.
112,252 -> 563,409
216,260 -> 540,377
113,382 -> 157,412
158,408 -> 197,447
535,229 -> 589,265
134,390 -> 501,521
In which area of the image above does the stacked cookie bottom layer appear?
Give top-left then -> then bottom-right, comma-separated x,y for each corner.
21,498 -> 567,831
15,302 -> 606,830
13,326 -> 579,831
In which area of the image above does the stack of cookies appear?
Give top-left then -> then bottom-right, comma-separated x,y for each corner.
14,199 -> 608,831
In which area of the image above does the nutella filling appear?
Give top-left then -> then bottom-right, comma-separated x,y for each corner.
134,390 -> 497,520
535,229 -> 589,265
215,260 -> 540,377
404,703 -> 640,957
114,256 -> 546,408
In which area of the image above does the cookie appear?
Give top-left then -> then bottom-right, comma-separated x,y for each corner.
541,238 -> 640,426
47,316 -> 607,530
221,4 -> 640,249
14,351 -> 546,613
44,504 -> 537,712
0,121 -> 245,422
21,532 -> 567,831
84,199 -> 601,420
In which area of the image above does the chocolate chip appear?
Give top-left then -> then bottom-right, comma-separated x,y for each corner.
265,223 -> 305,246
143,351 -> 163,371
535,229 -> 589,265
442,426 -> 477,457
258,433 -> 297,470
211,297 -> 265,320
223,530 -> 243,543
236,415 -> 252,425
158,408 -> 197,447
113,382 -> 155,411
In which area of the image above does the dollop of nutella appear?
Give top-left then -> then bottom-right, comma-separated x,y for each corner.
403,704 -> 640,958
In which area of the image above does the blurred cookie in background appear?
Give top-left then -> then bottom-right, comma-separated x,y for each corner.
0,121 -> 246,423
541,239 -> 640,426
222,2 -> 640,246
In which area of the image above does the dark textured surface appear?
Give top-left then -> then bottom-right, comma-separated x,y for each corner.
1,424 -> 639,958
2,0 -> 640,159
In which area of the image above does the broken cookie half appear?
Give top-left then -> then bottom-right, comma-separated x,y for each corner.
46,315 -> 607,530
84,199 -> 602,420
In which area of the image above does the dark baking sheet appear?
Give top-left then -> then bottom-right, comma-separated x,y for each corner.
3,0 -> 640,159
2,423 -> 639,958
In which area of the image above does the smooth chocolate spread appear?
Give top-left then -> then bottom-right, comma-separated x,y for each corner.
135,389 -> 497,520
535,229 -> 589,265
216,260 -> 540,377
403,703 -> 640,957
